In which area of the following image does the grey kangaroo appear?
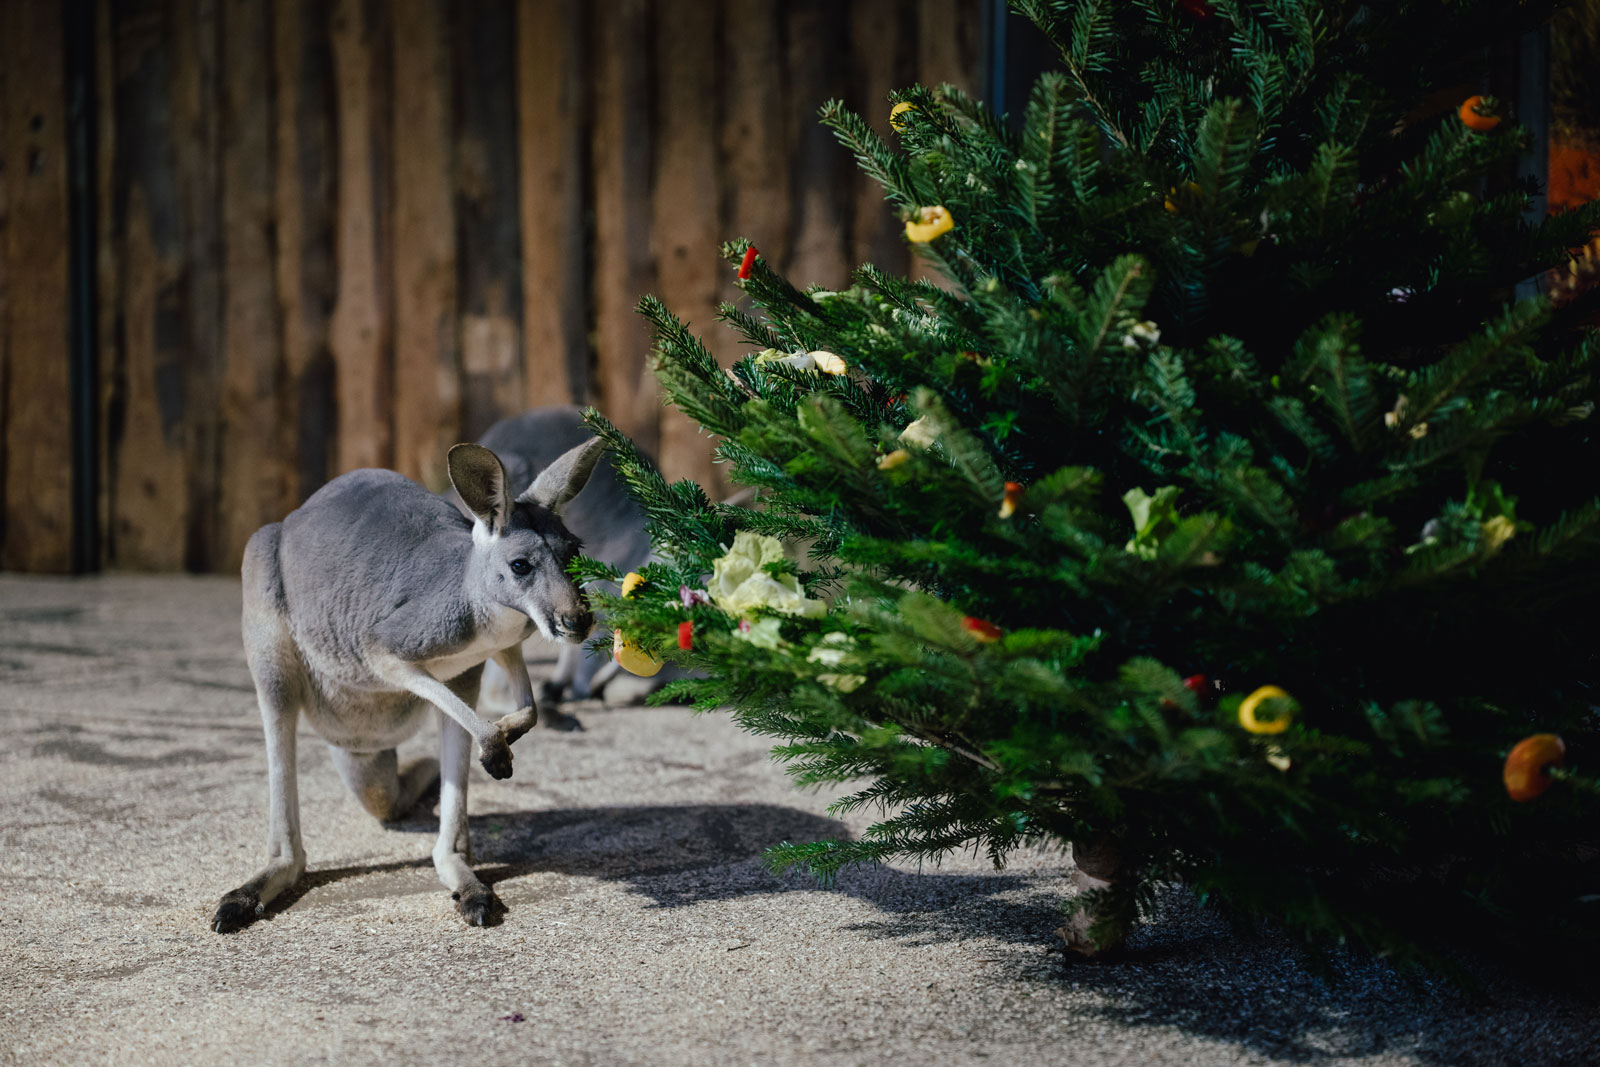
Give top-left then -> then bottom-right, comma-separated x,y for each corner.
473,406 -> 656,711
210,437 -> 605,933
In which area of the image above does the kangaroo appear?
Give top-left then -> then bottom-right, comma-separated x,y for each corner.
210,438 -> 604,933
472,406 -> 656,713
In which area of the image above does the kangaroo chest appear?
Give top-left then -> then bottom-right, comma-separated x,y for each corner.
421,605 -> 533,681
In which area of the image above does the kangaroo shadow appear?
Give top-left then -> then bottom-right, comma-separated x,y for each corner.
271,800 -> 1044,944
463,803 -> 1047,946
260,856 -> 436,919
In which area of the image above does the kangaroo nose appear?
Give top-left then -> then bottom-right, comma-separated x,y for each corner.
559,611 -> 594,641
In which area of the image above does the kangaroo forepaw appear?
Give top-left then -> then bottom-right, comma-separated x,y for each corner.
452,883 -> 503,927
492,707 -> 537,747
538,704 -> 585,732
478,731 -> 514,780
211,889 -> 262,934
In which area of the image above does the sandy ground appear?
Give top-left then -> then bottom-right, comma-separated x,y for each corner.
1,573 -> 1596,1067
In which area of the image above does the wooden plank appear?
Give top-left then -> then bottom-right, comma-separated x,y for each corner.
591,0 -> 659,456
329,0 -> 392,474
849,0 -> 915,276
0,0 -> 74,572
0,4 -> 10,568
517,0 -> 587,410
784,0 -> 852,291
274,0 -> 337,506
390,0 -> 457,488
652,0 -> 723,490
917,0 -> 981,95
169,0 -> 222,572
216,0 -> 284,573
104,0 -> 190,571
456,0 -> 522,442
717,0 -> 791,366
2,9 -> 21,564
94,0 -> 118,566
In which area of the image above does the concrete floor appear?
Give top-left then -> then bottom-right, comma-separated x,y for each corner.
1,573 -> 1595,1067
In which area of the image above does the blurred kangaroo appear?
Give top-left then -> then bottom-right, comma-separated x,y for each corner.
472,406 -> 669,717
210,438 -> 604,933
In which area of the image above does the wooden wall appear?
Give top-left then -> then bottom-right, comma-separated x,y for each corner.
0,0 -> 983,574
1,2 -> 75,572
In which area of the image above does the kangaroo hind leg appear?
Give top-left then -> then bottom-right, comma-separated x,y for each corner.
213,524 -> 308,934
212,653 -> 307,932
330,745 -> 440,822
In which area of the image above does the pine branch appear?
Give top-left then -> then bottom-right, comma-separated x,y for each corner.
717,301 -> 788,352
1400,298 -> 1548,431
1015,0 -> 1132,149
820,99 -> 920,205
1078,254 -> 1153,361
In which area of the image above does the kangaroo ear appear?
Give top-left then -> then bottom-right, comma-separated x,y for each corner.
519,437 -> 607,516
448,444 -> 515,536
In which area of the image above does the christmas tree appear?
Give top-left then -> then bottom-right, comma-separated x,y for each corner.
581,0 -> 1600,968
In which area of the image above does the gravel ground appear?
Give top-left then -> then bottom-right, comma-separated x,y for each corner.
1,573 -> 1595,1067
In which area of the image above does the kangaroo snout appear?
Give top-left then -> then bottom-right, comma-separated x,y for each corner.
556,608 -> 594,643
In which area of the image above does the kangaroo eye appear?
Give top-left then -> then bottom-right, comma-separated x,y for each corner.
509,559 -> 532,576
